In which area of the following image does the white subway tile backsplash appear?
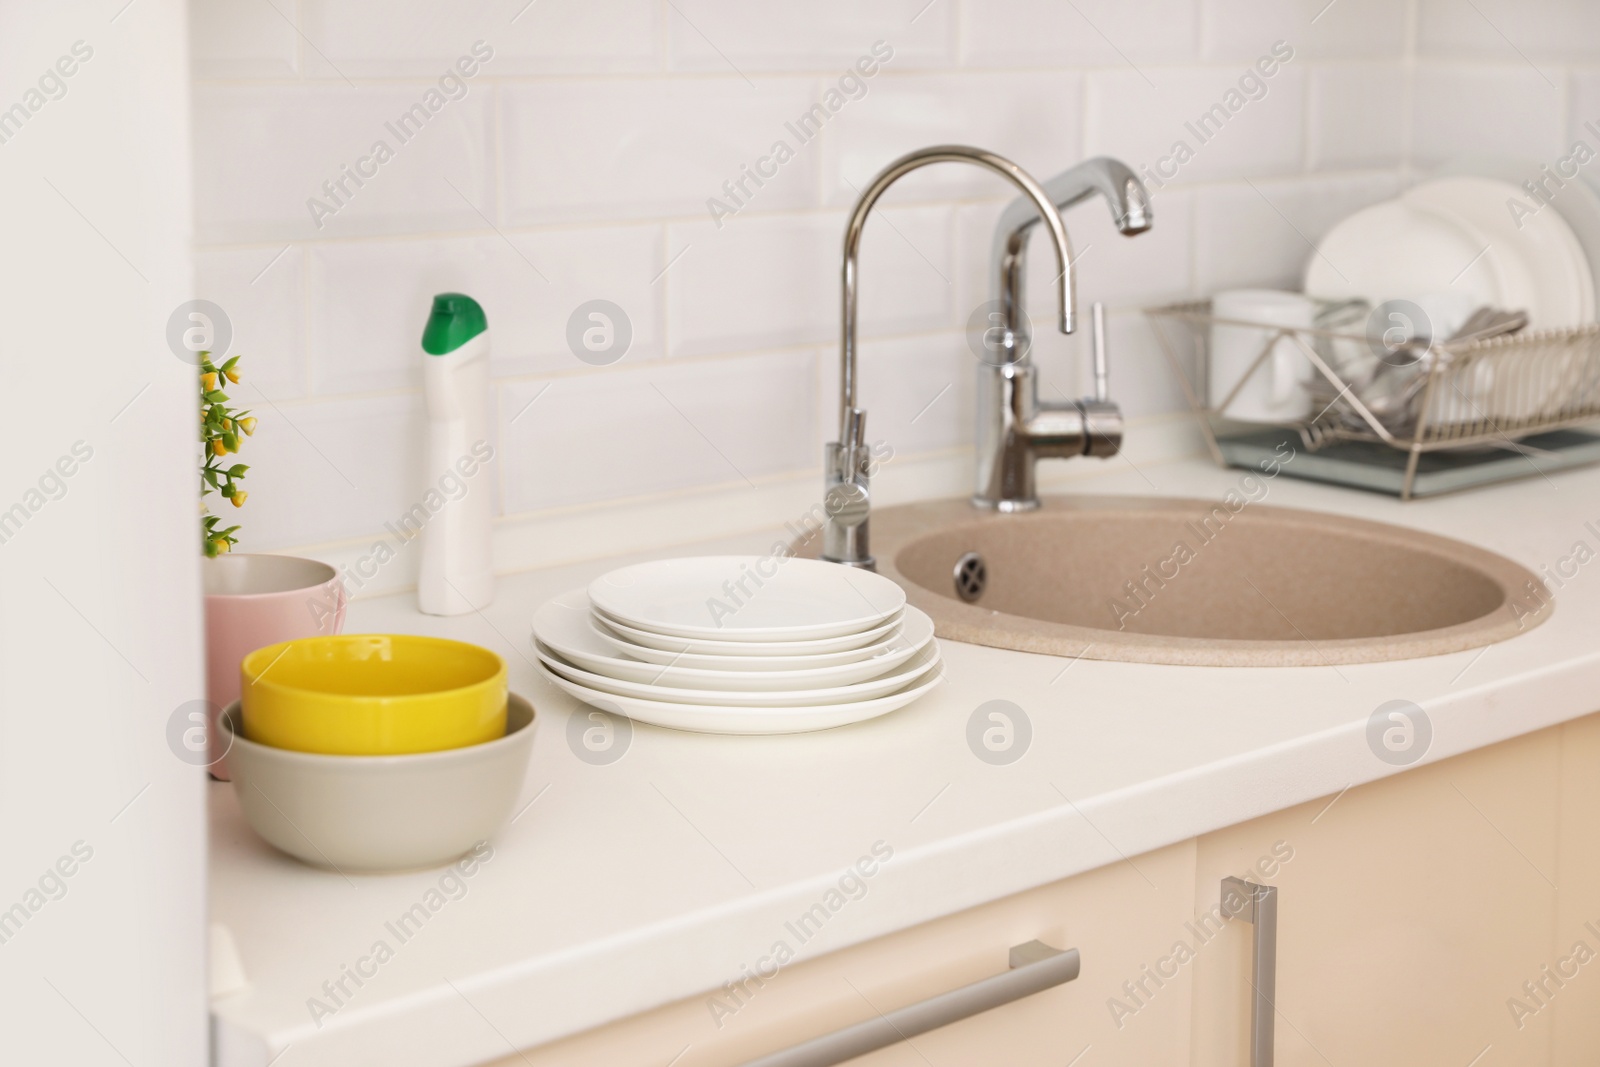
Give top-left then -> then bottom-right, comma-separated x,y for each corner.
1086,65 -> 1305,186
1419,0 -> 1600,63
826,334 -> 976,458
1571,74 -> 1600,148
192,86 -> 494,244
960,0 -> 1198,67
665,2 -> 951,71
1411,65 -> 1567,168
184,0 -> 1600,555
822,72 -> 1082,207
499,351 -> 818,511
1099,310 -> 1191,419
306,227 -> 662,395
666,207 -> 952,359
500,78 -> 821,225
1199,0 -> 1405,61
1307,64 -> 1407,171
189,0 -> 299,78
194,247 -> 307,401
299,0 -> 660,77
231,393 -> 428,550
1192,172 -> 1400,293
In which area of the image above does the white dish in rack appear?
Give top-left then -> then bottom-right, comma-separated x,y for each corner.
1403,176 -> 1593,329
1303,199 -> 1507,310
534,661 -> 946,734
588,556 -> 906,642
532,589 -> 935,689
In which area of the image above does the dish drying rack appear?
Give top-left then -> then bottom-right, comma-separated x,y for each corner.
1144,299 -> 1600,499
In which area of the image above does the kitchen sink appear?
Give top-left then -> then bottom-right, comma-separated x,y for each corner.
865,495 -> 1548,666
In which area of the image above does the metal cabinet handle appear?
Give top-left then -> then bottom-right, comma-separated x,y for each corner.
1222,877 -> 1278,1067
737,940 -> 1080,1067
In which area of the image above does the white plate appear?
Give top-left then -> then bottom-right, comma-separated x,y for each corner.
589,620 -> 903,669
594,610 -> 903,657
535,660 -> 946,734
1404,176 -> 1593,329
1446,156 -> 1600,317
1409,173 -> 1595,422
588,556 -> 906,642
590,630 -> 902,669
536,642 -> 940,707
1304,199 -> 1506,310
533,589 -> 935,689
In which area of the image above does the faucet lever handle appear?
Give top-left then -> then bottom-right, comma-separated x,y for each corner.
843,407 -> 867,453
1091,301 -> 1109,403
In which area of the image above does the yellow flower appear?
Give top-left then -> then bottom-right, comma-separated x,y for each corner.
230,491 -> 248,508
237,417 -> 257,436
201,372 -> 218,392
212,539 -> 231,553
224,368 -> 240,383
211,439 -> 227,456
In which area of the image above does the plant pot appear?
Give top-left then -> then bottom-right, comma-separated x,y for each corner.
202,554 -> 346,778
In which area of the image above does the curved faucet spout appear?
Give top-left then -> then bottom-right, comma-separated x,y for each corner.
991,157 -> 1152,361
838,145 -> 1074,438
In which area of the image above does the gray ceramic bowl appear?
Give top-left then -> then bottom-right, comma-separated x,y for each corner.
221,693 -> 536,873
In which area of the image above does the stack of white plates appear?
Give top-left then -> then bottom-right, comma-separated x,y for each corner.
531,556 -> 942,734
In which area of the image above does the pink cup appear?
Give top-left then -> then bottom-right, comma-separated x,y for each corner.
203,554 -> 346,777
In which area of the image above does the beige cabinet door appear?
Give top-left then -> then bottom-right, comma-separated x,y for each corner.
1554,712 -> 1600,1066
480,841 -> 1198,1067
1190,726 -> 1564,1067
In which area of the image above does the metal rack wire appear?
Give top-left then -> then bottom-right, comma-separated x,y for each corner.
1145,300 -> 1600,499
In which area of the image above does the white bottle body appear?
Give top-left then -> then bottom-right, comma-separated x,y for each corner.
418,331 -> 495,615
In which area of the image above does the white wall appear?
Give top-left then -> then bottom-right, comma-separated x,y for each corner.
0,0 -> 207,1063
188,0 -> 1598,590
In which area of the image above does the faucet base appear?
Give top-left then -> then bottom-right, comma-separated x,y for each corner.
969,495 -> 1041,513
820,554 -> 877,570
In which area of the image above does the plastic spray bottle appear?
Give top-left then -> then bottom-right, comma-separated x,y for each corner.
418,292 -> 494,615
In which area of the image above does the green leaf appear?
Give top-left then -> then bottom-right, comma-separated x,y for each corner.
227,464 -> 249,477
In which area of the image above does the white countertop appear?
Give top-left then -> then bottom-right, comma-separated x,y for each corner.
209,457 -> 1600,1067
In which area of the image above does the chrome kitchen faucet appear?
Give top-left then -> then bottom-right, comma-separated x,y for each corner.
975,156 -> 1153,511
820,149 -> 1153,568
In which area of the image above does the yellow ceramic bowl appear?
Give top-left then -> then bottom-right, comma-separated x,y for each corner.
240,634 -> 507,755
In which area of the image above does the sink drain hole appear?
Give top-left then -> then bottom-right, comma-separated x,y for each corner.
953,552 -> 987,603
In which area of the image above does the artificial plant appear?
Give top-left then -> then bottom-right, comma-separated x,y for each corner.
198,352 -> 255,557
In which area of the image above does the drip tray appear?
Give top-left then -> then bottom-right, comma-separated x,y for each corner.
1218,427 -> 1600,498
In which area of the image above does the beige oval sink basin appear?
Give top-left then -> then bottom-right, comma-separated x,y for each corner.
870,496 -> 1548,666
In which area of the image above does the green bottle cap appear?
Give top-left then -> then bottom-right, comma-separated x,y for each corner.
421,293 -> 487,355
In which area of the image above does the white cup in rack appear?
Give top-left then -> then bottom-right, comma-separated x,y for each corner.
1208,289 -> 1316,423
